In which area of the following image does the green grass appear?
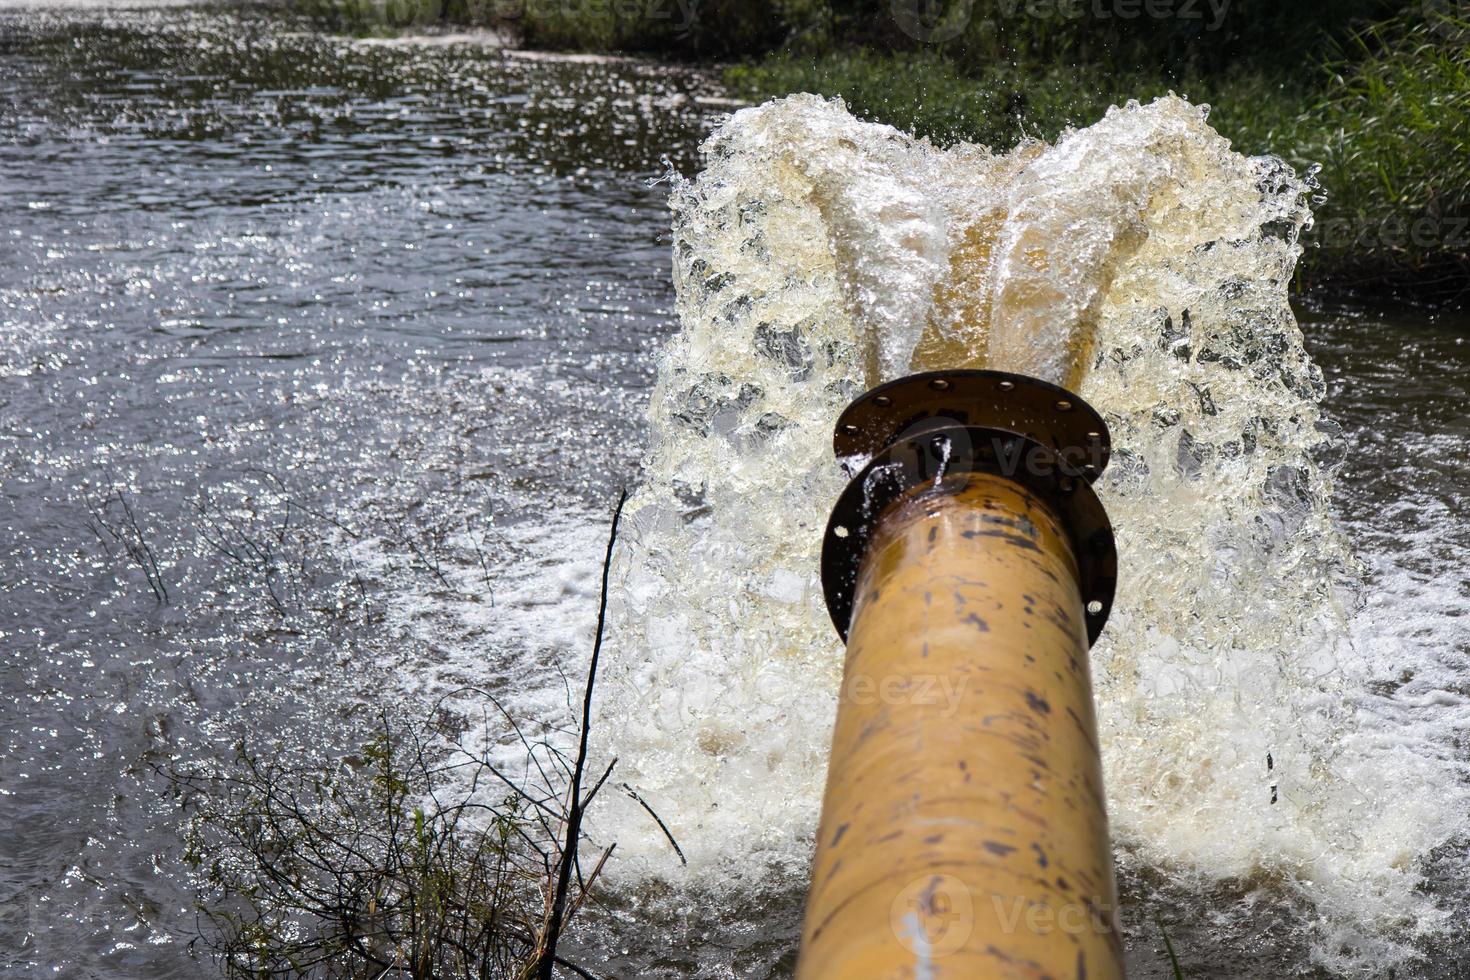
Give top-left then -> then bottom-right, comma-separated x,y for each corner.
726,11 -> 1470,297
1157,915 -> 1188,979
1291,14 -> 1470,289
725,51 -> 1301,154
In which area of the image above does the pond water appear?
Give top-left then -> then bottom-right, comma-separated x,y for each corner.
1,4 -> 1467,978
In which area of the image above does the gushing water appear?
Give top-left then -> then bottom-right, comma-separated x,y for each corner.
589,94 -> 1469,974
8,6 -> 1467,975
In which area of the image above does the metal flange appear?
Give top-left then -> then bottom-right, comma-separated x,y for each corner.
820,370 -> 1118,646
833,369 -> 1111,482
821,426 -> 1116,645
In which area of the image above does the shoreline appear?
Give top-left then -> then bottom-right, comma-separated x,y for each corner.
294,0 -> 1467,305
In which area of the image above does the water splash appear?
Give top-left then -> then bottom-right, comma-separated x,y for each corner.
590,94 -> 1468,973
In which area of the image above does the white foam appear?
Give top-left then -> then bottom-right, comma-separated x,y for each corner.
581,94 -> 1470,974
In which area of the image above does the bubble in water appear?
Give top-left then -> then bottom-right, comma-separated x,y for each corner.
590,93 -> 1467,975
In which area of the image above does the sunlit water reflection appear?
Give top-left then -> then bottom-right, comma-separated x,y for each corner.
1,5 -> 724,975
1,5 -> 1467,979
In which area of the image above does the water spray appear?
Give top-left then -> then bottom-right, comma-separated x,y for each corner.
798,369 -> 1124,979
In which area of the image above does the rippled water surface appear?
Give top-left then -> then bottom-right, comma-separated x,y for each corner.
2,4 -> 1468,979
1,5 -> 728,975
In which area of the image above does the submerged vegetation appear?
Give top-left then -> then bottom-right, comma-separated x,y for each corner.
171,714 -> 591,978
298,0 -> 1470,300
168,496 -> 628,979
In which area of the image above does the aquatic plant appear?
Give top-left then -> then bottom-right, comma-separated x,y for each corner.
166,499 -> 629,979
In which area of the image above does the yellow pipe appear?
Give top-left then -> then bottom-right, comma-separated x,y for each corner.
799,472 -> 1122,980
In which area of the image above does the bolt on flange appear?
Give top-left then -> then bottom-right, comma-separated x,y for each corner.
820,370 -> 1119,645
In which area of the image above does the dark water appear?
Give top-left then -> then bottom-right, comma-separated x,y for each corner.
0,5 -> 727,975
2,4 -> 1468,978
1124,298 -> 1470,980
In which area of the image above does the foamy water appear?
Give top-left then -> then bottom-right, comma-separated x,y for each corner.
309,94 -> 1470,976
555,94 -> 1470,974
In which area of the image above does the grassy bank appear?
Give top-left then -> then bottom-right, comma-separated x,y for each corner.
724,11 -> 1470,298
300,0 -> 1469,299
